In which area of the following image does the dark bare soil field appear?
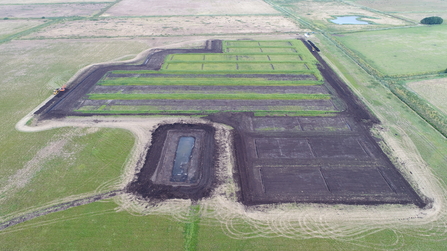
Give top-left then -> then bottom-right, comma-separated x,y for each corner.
35,39 -> 426,207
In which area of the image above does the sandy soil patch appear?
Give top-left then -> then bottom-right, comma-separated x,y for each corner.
103,0 -> 279,16
407,78 -> 447,114
0,19 -> 45,40
0,3 -> 108,18
22,16 -> 300,39
291,1 -> 407,28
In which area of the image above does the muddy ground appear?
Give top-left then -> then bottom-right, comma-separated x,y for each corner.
36,39 -> 426,208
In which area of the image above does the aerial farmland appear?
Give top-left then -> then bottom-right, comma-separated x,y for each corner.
1,0 -> 447,250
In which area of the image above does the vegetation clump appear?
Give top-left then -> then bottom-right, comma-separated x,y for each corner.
420,16 -> 443,25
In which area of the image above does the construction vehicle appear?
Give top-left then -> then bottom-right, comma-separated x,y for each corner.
53,85 -> 66,95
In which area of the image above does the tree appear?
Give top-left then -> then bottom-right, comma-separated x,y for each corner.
420,16 -> 443,25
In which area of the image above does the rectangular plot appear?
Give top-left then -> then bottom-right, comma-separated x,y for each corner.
237,55 -> 270,61
255,138 -> 314,158
261,47 -> 297,53
259,41 -> 292,47
261,167 -> 328,194
309,137 -> 369,158
170,54 -> 204,61
252,117 -> 302,132
227,47 -> 262,53
166,63 -> 202,71
226,41 -> 260,47
321,167 -> 394,194
203,63 -> 236,71
268,54 -> 303,61
298,117 -> 352,131
273,63 -> 309,71
204,54 -> 237,61
238,63 -> 273,71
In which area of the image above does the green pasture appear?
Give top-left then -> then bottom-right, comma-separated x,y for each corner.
406,77 -> 447,114
334,25 -> 447,76
0,38 -> 149,222
0,128 -> 134,218
315,32 -> 447,248
0,201 -> 184,251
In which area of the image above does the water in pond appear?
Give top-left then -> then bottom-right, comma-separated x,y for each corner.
330,16 -> 369,25
171,136 -> 195,182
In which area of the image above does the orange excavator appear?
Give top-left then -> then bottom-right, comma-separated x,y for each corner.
53,85 -> 66,95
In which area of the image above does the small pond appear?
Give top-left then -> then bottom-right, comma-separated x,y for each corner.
171,136 -> 195,182
330,16 -> 370,25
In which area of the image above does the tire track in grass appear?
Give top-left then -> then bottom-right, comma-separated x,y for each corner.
0,190 -> 121,231
184,204 -> 200,251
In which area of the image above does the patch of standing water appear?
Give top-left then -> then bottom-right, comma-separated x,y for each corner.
330,16 -> 370,25
171,136 -> 195,182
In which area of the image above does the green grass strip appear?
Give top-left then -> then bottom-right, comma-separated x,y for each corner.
184,205 -> 200,251
87,93 -> 330,100
98,77 -> 322,86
